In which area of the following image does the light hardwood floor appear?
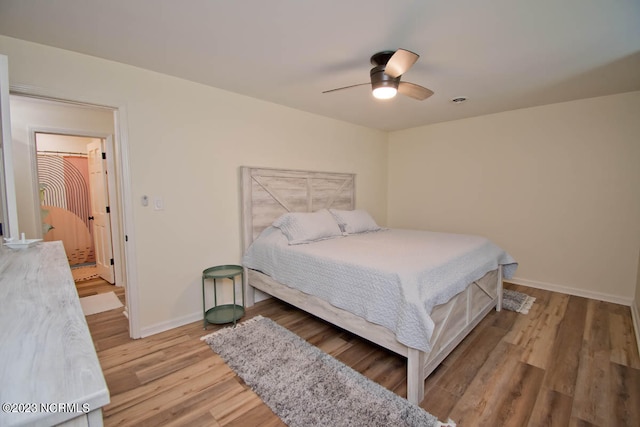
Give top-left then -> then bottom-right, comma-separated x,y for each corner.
76,275 -> 126,299
81,280 -> 640,426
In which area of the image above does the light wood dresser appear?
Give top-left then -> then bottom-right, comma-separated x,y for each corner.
0,241 -> 109,426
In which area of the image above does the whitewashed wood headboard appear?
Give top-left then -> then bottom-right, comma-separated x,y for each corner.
241,167 -> 355,251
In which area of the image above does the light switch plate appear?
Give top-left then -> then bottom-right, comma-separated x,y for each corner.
153,197 -> 164,211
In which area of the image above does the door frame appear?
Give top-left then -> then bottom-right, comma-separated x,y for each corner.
9,87 -> 141,339
30,128 -> 122,286
0,55 -> 18,239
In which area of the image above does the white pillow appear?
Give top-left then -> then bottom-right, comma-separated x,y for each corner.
329,209 -> 381,234
272,209 -> 343,245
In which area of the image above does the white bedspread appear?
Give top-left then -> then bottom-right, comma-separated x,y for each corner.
243,227 -> 517,352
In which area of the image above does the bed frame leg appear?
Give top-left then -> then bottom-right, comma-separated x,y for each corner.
496,265 -> 503,312
407,348 -> 424,405
244,268 -> 255,307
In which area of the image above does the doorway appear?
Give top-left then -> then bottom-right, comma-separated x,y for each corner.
2,56 -> 139,338
9,94 -> 130,329
35,132 -> 116,284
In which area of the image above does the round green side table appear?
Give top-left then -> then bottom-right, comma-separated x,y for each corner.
202,264 -> 245,329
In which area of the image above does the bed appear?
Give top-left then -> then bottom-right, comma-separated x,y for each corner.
240,166 -> 517,404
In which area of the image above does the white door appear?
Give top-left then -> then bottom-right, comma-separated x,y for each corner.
88,140 -> 115,283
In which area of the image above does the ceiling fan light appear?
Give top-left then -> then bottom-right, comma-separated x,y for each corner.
372,86 -> 397,99
371,65 -> 399,100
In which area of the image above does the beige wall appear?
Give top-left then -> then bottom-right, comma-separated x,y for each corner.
0,36 -> 388,333
636,249 -> 640,322
388,92 -> 640,302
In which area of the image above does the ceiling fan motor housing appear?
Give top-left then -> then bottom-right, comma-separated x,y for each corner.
370,65 -> 400,91
370,51 -> 396,67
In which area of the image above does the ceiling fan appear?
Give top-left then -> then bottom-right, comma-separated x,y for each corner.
323,49 -> 434,101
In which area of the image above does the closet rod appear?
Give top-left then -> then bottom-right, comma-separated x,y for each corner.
37,150 -> 87,156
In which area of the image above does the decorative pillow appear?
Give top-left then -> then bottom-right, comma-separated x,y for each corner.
272,209 -> 343,245
329,209 -> 381,234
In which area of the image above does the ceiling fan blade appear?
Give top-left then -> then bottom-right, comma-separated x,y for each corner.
398,82 -> 434,100
322,83 -> 370,94
384,49 -> 419,78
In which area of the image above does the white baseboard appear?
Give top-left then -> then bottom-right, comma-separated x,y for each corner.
140,311 -> 203,338
632,302 -> 640,358
507,276 -> 634,306
140,290 -> 271,337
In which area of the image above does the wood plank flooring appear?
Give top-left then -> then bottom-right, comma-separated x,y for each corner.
81,280 -> 640,426
76,275 -> 126,299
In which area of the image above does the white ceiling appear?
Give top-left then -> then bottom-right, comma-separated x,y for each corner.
1,0 -> 639,131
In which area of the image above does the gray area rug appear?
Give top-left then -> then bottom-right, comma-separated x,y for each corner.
502,289 -> 536,314
202,316 -> 451,427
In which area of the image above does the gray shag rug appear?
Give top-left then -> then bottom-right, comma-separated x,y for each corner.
502,289 -> 536,314
202,316 -> 450,427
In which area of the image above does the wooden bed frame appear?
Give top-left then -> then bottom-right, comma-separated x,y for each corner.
240,166 -> 503,404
